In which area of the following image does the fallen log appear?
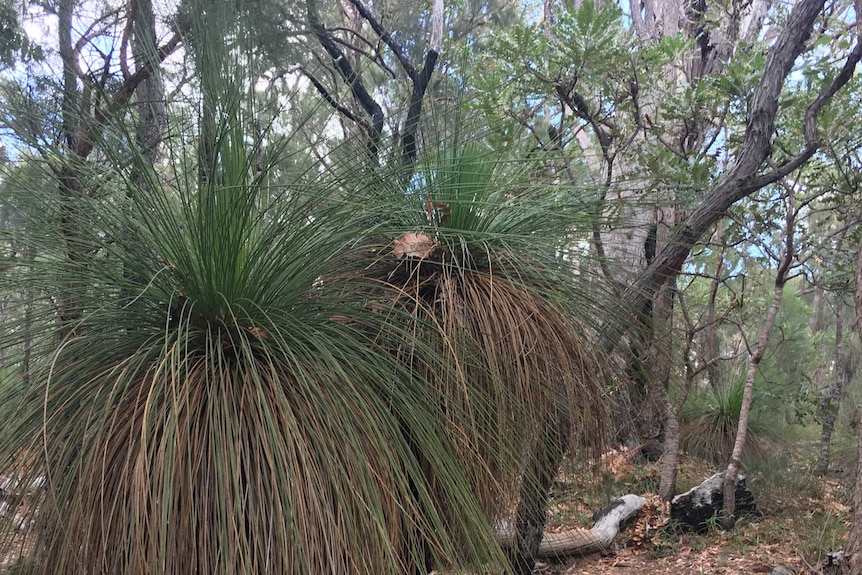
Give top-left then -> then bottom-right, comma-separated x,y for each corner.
497,494 -> 647,558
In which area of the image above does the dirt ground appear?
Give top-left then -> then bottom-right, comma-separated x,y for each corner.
1,450 -> 850,574
544,537 -> 804,575
536,450 -> 849,575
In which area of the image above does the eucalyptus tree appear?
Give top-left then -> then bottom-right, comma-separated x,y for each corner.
843,234 -> 862,574
472,0 -> 861,500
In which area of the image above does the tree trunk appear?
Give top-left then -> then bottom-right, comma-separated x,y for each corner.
704,220 -> 727,389
818,300 -> 847,474
809,287 -> 829,417
650,273 -> 678,500
133,0 -> 166,165
56,0 -> 86,336
840,234 -> 862,574
658,388 -> 681,501
722,194 -> 795,525
722,270 -> 786,524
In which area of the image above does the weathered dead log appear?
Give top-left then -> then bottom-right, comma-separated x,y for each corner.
498,494 -> 646,558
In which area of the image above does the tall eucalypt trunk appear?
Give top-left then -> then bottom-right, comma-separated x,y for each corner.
818,298 -> 848,474
721,191 -> 796,527
132,0 -> 166,166
54,0 -> 180,332
817,229 -> 851,475
841,235 -> 862,575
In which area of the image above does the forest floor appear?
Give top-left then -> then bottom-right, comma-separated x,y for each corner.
540,447 -> 852,575
0,444 -> 853,574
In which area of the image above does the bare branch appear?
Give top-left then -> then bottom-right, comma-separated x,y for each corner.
73,6 -> 123,54
345,0 -> 418,81
299,66 -> 367,127
305,0 -> 384,159
328,35 -> 396,78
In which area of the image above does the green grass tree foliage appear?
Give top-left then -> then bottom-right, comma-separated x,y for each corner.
680,373 -> 770,466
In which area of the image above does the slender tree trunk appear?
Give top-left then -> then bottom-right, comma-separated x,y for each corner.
704,220 -> 727,389
722,267 -> 786,524
843,235 -> 862,574
22,246 -> 34,386
650,273 -> 678,500
722,194 -> 795,525
56,0 -> 86,336
658,387 -> 680,501
809,287 -> 829,412
818,301 -> 847,474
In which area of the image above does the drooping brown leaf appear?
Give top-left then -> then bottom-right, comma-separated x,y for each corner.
392,232 -> 438,260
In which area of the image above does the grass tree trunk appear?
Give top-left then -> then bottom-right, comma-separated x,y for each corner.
722,193 -> 796,526
507,407 -> 571,575
842,235 -> 862,574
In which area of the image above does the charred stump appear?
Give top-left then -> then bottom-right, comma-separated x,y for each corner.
670,472 -> 761,532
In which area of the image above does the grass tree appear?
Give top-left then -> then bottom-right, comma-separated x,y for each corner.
357,145 -> 612,574
0,133 -> 613,575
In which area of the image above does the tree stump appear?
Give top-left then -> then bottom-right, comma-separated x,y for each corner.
670,472 -> 761,531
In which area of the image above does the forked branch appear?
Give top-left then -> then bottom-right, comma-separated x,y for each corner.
623,0 -> 857,315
